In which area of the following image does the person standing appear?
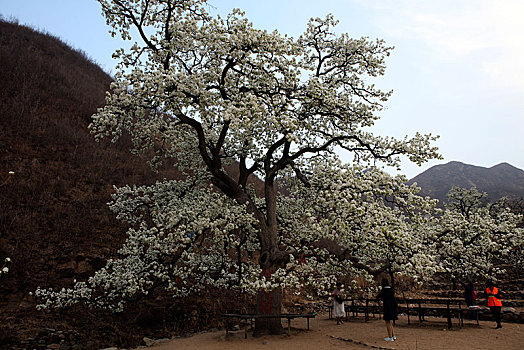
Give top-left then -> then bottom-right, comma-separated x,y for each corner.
377,278 -> 397,341
332,282 -> 345,325
459,280 -> 476,306
459,280 -> 477,320
485,280 -> 503,329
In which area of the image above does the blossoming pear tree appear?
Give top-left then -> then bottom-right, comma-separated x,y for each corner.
431,187 -> 523,282
494,197 -> 524,276
35,160 -> 440,318
37,0 -> 442,335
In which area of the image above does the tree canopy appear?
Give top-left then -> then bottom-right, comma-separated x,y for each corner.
431,187 -> 523,280
36,0 -> 524,325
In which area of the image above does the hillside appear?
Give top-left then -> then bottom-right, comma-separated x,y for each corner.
0,18 -> 159,347
0,18 -> 266,349
0,19 -> 231,349
408,161 -> 524,205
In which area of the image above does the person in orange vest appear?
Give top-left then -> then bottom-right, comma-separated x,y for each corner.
485,280 -> 503,329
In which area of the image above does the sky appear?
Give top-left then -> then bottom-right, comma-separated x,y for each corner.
2,0 -> 523,179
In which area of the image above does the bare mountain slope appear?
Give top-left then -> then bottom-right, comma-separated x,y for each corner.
408,161 -> 524,204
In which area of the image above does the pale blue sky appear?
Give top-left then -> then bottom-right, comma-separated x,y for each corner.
2,0 -> 523,179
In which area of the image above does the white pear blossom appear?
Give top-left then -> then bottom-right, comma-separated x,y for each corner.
0,257 -> 10,276
429,187 -> 523,280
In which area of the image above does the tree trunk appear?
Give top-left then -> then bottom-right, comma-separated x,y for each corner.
253,266 -> 285,336
251,175 -> 285,336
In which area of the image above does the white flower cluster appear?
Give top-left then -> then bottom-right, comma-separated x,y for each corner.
277,158 -> 441,285
0,257 -> 11,276
430,187 -> 523,280
36,179 -> 260,311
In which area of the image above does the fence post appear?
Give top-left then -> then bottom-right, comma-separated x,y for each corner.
447,300 -> 452,329
418,300 -> 422,325
406,299 -> 411,325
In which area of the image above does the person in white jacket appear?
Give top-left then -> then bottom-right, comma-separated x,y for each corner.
332,282 -> 345,325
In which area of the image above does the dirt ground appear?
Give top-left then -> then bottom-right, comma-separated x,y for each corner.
142,313 -> 523,350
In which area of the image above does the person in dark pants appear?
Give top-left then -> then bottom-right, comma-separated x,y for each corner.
485,280 -> 503,329
459,280 -> 477,320
377,278 -> 397,341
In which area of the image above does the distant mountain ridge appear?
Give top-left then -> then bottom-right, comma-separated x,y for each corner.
408,161 -> 524,204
